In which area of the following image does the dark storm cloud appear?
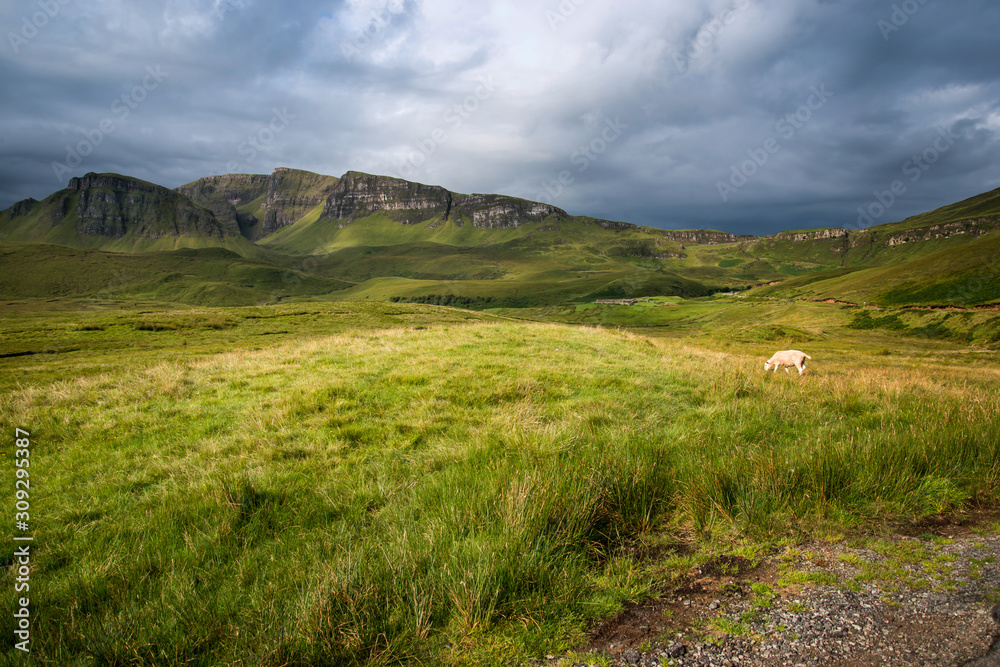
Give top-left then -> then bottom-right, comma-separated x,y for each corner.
1,0 -> 998,236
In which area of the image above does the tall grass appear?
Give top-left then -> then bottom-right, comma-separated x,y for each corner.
1,318 -> 997,664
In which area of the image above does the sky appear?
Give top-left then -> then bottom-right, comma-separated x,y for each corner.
1,0 -> 999,236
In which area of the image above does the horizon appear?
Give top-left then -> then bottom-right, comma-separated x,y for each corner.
17,164 -> 993,238
2,0 -> 999,236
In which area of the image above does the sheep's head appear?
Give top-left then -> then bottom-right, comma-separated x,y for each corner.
764,360 -> 772,371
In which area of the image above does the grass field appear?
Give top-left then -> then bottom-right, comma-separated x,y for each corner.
2,298 -> 998,665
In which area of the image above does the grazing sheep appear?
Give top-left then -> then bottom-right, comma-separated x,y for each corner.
764,350 -> 812,376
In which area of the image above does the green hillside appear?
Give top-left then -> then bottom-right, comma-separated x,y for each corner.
750,230 -> 1000,307
876,185 -> 1000,232
0,243 -> 351,307
3,168 -> 1000,308
0,173 -> 264,256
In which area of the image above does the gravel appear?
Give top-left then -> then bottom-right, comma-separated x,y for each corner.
556,530 -> 1000,667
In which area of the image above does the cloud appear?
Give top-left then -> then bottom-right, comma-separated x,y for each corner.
1,0 -> 999,235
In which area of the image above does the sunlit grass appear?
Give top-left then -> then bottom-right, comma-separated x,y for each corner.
1,301 -> 998,665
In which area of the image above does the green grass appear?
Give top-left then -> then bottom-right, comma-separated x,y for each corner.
879,186 -> 1000,231
0,243 -> 354,307
0,301 -> 498,391
750,231 -> 1000,307
1,300 -> 998,665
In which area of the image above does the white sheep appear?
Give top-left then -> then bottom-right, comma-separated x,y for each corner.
764,350 -> 812,375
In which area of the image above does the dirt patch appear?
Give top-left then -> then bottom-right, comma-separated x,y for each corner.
574,516 -> 1000,666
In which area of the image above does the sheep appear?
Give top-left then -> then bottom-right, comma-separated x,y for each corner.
764,350 -> 812,375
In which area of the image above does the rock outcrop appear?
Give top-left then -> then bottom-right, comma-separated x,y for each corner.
655,230 -> 758,245
452,193 -> 566,229
260,168 -> 340,236
177,168 -> 339,240
775,228 -> 850,243
8,198 -> 38,217
873,218 -> 998,248
321,171 -> 568,229
323,171 -> 453,224
68,173 -> 235,240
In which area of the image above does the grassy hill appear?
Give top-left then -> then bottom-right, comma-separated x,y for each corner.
3,169 -> 1000,308
0,173 -> 261,256
0,243 -> 352,307
750,230 -> 1000,307
874,185 -> 1000,232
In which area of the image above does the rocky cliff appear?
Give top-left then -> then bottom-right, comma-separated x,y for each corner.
322,171 -> 452,224
860,217 -> 999,248
7,197 -> 38,217
177,168 -> 339,240
452,193 -> 566,229
61,173 -> 235,240
260,168 -> 339,236
774,228 -> 850,243
656,229 -> 757,245
175,173 -> 270,238
321,172 -> 568,229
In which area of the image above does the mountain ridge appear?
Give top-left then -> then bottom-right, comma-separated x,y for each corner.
2,168 -> 999,308
8,167 -> 999,254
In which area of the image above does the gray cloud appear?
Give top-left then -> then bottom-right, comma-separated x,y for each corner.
2,0 -> 998,236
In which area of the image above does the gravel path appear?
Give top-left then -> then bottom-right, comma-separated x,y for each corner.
544,528 -> 1000,667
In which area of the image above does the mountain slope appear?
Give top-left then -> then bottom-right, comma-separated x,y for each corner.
750,229 -> 1000,306
0,243 -> 352,306
176,168 -> 340,241
874,185 -> 1000,232
0,173 -> 259,255
3,168 -> 1000,308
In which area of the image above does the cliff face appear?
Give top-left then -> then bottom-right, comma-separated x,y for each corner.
67,173 -> 235,240
452,194 -> 566,229
175,173 -> 271,206
321,172 -> 567,228
260,168 -> 340,236
8,198 -> 39,217
175,173 -> 269,239
775,228 -> 850,243
656,230 -> 752,245
860,218 -> 999,248
177,168 -> 339,240
322,172 -> 453,224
